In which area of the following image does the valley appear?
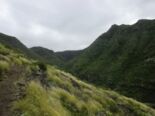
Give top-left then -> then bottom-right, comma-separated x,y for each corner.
0,19 -> 155,116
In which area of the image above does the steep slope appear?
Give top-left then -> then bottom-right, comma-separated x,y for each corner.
67,19 -> 155,105
0,33 -> 38,59
1,44 -> 155,116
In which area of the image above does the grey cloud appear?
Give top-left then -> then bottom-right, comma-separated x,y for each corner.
0,0 -> 155,51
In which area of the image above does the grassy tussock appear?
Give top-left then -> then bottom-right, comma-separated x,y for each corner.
0,60 -> 10,73
1,44 -> 155,116
0,44 -> 10,55
13,66 -> 155,116
13,81 -> 70,116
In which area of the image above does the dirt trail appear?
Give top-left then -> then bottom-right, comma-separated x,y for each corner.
0,66 -> 24,116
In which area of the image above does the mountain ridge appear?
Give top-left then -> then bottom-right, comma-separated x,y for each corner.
1,43 -> 155,115
0,33 -> 39,59
0,33 -> 82,66
1,19 -> 155,108
66,19 -> 155,105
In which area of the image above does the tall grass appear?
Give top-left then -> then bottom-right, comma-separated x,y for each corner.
13,81 -> 70,116
0,44 -> 10,55
0,60 -> 9,73
1,44 -> 154,116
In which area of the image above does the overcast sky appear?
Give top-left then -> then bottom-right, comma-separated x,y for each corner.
0,0 -> 155,51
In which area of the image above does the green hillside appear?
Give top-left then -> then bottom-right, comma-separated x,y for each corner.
55,50 -> 82,62
30,47 -> 63,66
0,33 -> 39,59
67,19 -> 155,105
30,47 -> 82,67
0,32 -> 82,67
1,43 -> 155,116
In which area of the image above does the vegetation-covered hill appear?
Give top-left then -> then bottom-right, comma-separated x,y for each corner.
30,47 -> 63,66
0,33 -> 39,59
0,33 -> 82,67
0,33 -> 61,67
67,19 -> 155,105
1,44 -> 155,116
55,50 -> 82,62
30,47 -> 82,66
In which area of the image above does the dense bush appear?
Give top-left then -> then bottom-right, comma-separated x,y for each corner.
0,60 -> 9,75
0,44 -> 10,56
36,62 -> 47,71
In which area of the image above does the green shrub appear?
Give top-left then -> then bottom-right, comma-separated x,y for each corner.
12,57 -> 22,65
36,62 -> 47,71
0,60 -> 9,74
0,44 -> 10,55
19,57 -> 31,65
